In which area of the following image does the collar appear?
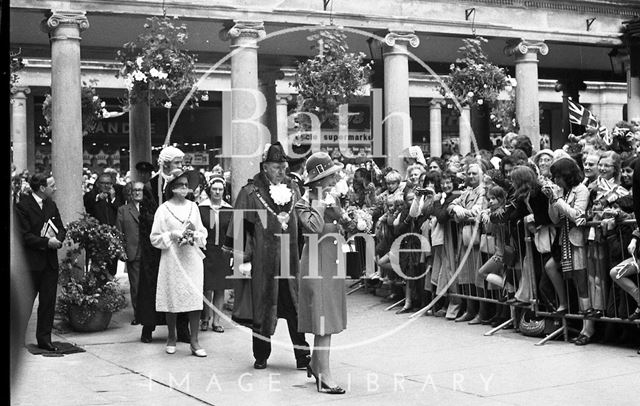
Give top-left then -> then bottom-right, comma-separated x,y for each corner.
33,193 -> 45,207
198,198 -> 231,208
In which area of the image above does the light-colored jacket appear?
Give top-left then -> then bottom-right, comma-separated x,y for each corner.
548,183 -> 589,247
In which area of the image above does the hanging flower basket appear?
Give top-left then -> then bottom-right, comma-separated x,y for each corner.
56,214 -> 128,332
439,37 -> 510,108
116,15 -> 200,107
40,79 -> 107,137
292,29 -> 372,125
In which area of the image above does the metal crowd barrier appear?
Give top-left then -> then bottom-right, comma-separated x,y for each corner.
367,216 -> 640,345
532,219 -> 640,345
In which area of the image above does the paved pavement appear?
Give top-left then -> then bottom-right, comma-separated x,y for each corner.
11,275 -> 640,406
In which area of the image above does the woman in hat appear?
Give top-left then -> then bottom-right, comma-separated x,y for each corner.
198,175 -> 233,333
296,151 -> 348,395
150,169 -> 208,357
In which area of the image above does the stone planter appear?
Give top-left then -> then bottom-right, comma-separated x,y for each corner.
68,305 -> 112,332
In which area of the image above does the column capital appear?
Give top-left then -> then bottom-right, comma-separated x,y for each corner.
11,86 -> 31,97
219,20 -> 266,42
384,30 -> 420,48
41,10 -> 89,36
504,39 -> 548,57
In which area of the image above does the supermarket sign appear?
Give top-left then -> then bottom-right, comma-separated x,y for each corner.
183,152 -> 209,166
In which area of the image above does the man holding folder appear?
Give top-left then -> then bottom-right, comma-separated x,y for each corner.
15,173 -> 66,352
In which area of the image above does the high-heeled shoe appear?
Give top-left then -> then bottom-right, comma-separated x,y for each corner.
190,346 -> 207,357
307,365 -> 345,394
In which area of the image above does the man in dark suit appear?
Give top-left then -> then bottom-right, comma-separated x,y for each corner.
83,172 -> 123,275
116,181 -> 144,326
138,147 -> 191,343
15,173 -> 66,352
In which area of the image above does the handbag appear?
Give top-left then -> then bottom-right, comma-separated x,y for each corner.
461,224 -> 480,246
479,234 -> 496,255
533,225 -> 556,254
519,309 -> 546,337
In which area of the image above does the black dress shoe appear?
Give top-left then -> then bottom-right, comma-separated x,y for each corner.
254,359 -> 267,369
37,342 -> 59,352
628,307 -> 640,321
296,355 -> 311,370
141,325 -> 153,343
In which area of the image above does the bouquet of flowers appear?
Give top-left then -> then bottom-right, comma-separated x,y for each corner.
178,220 -> 196,246
343,205 -> 373,236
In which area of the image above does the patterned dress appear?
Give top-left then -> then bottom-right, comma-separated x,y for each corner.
151,200 -> 207,313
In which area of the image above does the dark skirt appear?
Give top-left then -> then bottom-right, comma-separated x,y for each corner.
203,246 -> 233,290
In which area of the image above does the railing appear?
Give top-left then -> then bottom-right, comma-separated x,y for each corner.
369,217 -> 640,345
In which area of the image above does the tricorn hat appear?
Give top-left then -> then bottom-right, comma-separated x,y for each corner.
135,161 -> 154,173
262,142 -> 288,164
304,151 -> 344,186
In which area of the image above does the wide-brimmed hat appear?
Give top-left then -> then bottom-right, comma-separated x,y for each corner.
304,152 -> 344,186
262,142 -> 288,164
533,149 -> 554,164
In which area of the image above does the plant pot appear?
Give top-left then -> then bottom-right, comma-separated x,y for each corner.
68,305 -> 113,332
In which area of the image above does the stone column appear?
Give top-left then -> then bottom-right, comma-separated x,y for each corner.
429,98 -> 443,158
459,105 -> 472,156
259,68 -> 284,144
276,94 -> 292,151
382,30 -> 419,170
554,79 -> 587,147
220,21 -> 266,202
11,87 -> 31,173
129,90 -> 151,182
505,39 -> 548,153
42,11 -> 89,223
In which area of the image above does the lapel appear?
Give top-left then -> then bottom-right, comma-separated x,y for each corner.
128,202 -> 140,224
26,194 -> 47,222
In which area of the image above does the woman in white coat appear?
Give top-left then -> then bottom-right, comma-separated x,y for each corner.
151,170 -> 208,356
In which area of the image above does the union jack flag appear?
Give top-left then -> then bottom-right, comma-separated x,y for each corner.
568,98 -> 598,128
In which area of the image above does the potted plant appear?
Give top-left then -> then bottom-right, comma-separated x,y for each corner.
115,15 -> 200,108
57,214 -> 128,332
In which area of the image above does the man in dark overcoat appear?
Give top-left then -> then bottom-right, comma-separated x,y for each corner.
224,142 -> 310,370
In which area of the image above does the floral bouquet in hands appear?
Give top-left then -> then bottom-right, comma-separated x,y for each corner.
344,206 -> 374,236
178,220 -> 196,246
